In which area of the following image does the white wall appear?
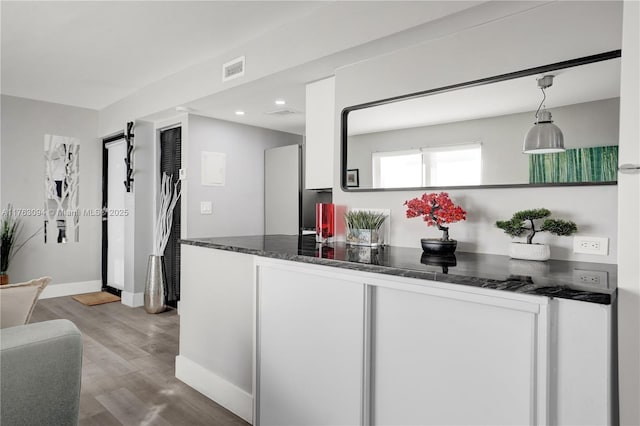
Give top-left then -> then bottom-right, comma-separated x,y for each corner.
93,120 -> 154,307
348,98 -> 620,187
0,95 -> 101,285
617,1 -> 640,424
120,120 -> 155,306
333,1 -> 622,264
186,114 -> 301,238
132,121 -> 155,295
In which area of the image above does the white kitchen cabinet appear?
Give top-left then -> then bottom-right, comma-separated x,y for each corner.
256,261 -> 364,426
372,285 -> 548,426
177,245 -> 255,423
178,246 -> 614,426
554,298 -> 614,426
305,76 -> 335,189
254,259 -> 550,426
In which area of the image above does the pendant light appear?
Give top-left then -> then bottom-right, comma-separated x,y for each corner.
523,75 -> 565,154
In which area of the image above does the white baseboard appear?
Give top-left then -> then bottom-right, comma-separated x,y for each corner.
121,291 -> 144,307
39,280 -> 102,299
175,355 -> 253,424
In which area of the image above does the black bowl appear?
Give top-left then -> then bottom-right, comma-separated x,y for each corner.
420,253 -> 457,267
420,238 -> 457,255
420,253 -> 457,274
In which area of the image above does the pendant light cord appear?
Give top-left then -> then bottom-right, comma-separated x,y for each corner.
535,87 -> 547,121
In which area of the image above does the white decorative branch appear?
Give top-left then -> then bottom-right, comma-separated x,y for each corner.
154,172 -> 182,256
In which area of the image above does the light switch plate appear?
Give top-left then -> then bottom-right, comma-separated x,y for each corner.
200,201 -> 212,215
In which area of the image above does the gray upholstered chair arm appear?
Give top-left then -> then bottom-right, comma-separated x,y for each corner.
0,319 -> 83,426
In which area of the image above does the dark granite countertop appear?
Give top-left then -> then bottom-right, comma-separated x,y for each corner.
181,234 -> 617,305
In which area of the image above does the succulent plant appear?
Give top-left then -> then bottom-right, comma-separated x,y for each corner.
344,210 -> 386,231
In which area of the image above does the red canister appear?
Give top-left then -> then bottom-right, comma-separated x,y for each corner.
315,203 -> 334,243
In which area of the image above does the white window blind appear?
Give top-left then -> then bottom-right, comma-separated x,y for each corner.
372,143 -> 481,188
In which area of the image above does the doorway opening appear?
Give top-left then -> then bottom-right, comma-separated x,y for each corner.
101,132 -> 126,296
159,127 -> 182,308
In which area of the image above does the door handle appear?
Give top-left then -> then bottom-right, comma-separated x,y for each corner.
618,164 -> 640,174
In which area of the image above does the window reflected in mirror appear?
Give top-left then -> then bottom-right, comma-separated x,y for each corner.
373,151 -> 422,188
372,144 -> 482,188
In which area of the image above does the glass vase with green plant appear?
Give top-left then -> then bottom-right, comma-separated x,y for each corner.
345,210 -> 387,247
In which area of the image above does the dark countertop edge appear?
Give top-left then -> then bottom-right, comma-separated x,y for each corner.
180,238 -> 613,305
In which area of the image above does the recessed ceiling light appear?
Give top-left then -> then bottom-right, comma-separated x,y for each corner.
235,110 -> 245,116
175,106 -> 192,112
274,99 -> 286,106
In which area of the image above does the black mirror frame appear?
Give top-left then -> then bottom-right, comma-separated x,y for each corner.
340,50 -> 622,192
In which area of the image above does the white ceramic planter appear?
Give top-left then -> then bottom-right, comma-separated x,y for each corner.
508,259 -> 551,276
508,242 -> 550,261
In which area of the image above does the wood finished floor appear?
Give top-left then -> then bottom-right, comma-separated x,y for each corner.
31,296 -> 249,426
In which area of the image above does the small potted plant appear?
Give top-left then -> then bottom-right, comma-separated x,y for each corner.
1,204 -> 39,284
404,192 -> 467,254
345,210 -> 387,247
496,208 -> 577,261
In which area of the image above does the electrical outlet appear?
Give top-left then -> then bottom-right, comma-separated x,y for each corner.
573,236 -> 608,255
573,269 -> 608,288
200,201 -> 212,215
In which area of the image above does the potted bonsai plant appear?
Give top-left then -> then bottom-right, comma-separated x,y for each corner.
404,192 -> 467,254
496,208 -> 577,261
345,210 -> 387,247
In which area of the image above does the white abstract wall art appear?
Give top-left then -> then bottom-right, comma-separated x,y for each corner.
44,134 -> 80,243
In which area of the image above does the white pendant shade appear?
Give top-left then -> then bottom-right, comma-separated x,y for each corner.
523,109 -> 565,154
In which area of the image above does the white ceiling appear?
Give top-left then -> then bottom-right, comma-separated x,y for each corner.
177,73 -> 309,135
0,1 -> 326,109
2,0 -> 493,135
141,44 -> 361,135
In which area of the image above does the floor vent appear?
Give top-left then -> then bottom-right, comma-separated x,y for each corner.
222,56 -> 245,82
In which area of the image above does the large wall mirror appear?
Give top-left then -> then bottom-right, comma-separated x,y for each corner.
341,50 -> 621,191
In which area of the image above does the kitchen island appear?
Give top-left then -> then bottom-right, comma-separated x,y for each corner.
178,235 -> 616,425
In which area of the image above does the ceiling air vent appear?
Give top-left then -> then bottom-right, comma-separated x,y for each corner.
222,56 -> 245,82
265,108 -> 299,116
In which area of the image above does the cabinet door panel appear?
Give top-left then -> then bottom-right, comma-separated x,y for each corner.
373,287 -> 539,426
257,265 -> 363,426
305,76 -> 335,190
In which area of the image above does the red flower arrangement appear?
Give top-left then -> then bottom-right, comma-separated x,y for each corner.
404,192 -> 467,241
